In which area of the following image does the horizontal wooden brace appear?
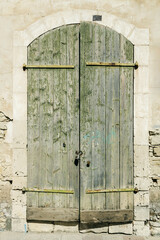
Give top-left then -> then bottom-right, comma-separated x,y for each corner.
27,207 -> 78,222
23,64 -> 75,71
81,209 -> 133,223
86,187 -> 138,194
22,187 -> 74,194
86,61 -> 138,69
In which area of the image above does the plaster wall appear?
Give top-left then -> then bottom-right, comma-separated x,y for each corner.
0,0 -> 159,236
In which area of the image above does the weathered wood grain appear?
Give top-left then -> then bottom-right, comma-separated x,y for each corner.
81,210 -> 133,223
27,22 -> 134,223
119,34 -> 134,210
27,25 -> 79,219
27,207 -> 79,222
80,22 -> 93,211
105,27 -> 120,210
27,38 -> 40,207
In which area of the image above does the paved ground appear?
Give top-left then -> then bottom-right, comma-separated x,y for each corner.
0,232 -> 160,240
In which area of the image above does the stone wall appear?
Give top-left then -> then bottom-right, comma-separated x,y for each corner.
0,0 -> 160,236
149,129 -> 160,235
0,112 -> 13,230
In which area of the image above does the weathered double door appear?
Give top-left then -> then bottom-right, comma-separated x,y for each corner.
27,22 -> 134,223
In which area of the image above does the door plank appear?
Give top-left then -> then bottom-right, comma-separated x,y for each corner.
27,38 -> 40,208
27,207 -> 79,222
27,25 -> 80,218
119,35 -> 134,210
81,210 -> 133,223
80,22 -> 93,211
91,23 -> 106,210
105,27 -> 120,210
66,25 -> 80,209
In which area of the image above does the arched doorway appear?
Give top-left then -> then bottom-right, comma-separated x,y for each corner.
26,22 -> 134,224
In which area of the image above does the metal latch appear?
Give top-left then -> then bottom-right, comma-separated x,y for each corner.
86,187 -> 139,194
22,187 -> 74,194
86,61 -> 138,69
23,64 -> 75,71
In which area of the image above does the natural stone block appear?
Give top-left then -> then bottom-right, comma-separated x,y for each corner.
11,190 -> 26,206
133,221 -> 149,236
151,227 -> 160,236
0,181 -> 12,203
4,122 -> 12,144
134,206 -> 149,221
134,118 -> 148,145
134,145 -> 149,177
28,222 -> 54,232
12,177 -> 27,190
12,218 -> 27,232
54,222 -> 78,232
134,94 -> 149,118
134,191 -> 149,207
150,189 -> 160,210
134,177 -> 150,190
12,203 -> 26,218
153,146 -> 160,157
150,161 -> 160,176
150,135 -> 160,145
109,223 -> 132,234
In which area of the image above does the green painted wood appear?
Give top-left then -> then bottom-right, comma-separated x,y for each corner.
27,22 -> 134,222
27,38 -> 40,208
80,22 -> 133,220
119,35 -> 134,210
105,27 -> 120,210
27,25 -> 79,219
80,22 -> 93,211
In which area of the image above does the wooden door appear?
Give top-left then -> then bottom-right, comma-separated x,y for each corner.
27,25 -> 80,222
80,22 -> 134,223
27,22 -> 134,223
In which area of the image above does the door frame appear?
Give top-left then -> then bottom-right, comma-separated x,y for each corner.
12,9 -> 149,232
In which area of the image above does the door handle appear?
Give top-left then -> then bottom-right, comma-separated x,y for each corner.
74,151 -> 83,166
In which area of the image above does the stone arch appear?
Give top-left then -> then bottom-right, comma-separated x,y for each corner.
12,9 -> 149,233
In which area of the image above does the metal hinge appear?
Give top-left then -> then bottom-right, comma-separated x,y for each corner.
23,64 -> 75,71
86,61 -> 138,69
86,187 -> 139,194
22,187 -> 74,194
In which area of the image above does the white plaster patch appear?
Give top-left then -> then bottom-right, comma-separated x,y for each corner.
134,118 -> 148,145
135,46 -> 149,66
109,223 -> 132,234
13,93 -> 27,121
13,148 -> 27,177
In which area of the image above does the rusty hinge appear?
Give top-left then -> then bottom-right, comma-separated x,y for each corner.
86,187 -> 139,194
22,187 -> 74,194
86,61 -> 138,69
23,64 -> 75,71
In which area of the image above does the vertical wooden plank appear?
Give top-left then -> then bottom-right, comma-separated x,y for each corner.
80,22 -> 106,212
52,28 -> 61,209
27,39 -> 40,207
105,28 -> 120,210
119,35 -> 134,210
59,26 -> 68,208
66,25 -> 80,209
27,25 -> 80,216
80,22 -> 93,211
38,32 -> 54,207
91,23 -> 106,210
